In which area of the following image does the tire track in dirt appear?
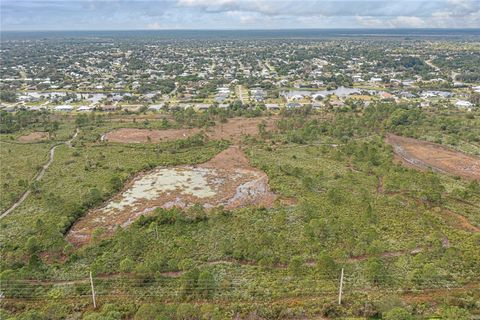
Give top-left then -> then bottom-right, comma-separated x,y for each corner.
386,133 -> 480,181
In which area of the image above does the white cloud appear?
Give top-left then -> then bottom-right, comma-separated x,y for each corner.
355,15 -> 386,27
390,16 -> 426,28
1,0 -> 479,30
175,0 -> 480,28
226,10 -> 259,24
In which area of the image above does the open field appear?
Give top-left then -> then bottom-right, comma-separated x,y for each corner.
103,117 -> 277,143
386,133 -> 480,180
67,146 -> 276,245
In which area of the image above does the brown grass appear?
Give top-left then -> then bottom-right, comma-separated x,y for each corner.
103,117 -> 277,144
18,132 -> 48,143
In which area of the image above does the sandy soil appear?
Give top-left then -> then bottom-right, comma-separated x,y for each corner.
205,117 -> 277,143
103,117 -> 277,144
386,133 -> 480,180
18,132 -> 49,143
103,127 -> 200,143
66,146 -> 277,246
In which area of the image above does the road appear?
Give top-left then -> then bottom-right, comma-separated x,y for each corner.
236,85 -> 247,104
0,129 -> 79,220
426,59 -> 458,81
425,59 -> 440,72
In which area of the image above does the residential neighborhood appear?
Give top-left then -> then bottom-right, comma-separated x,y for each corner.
1,36 -> 479,113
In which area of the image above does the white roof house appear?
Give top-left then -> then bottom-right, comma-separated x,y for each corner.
77,106 -> 93,112
455,100 -> 473,108
54,105 -> 73,112
265,103 -> 280,110
193,103 -> 211,111
148,104 -> 164,111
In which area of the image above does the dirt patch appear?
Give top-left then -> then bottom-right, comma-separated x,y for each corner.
66,146 -> 277,246
386,133 -> 480,180
103,127 -> 199,143
18,132 -> 49,143
103,117 -> 277,144
205,117 -> 277,143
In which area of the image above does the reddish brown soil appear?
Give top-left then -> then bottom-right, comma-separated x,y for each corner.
103,117 -> 277,144
18,132 -> 48,142
205,117 -> 277,143
386,133 -> 480,180
104,127 -> 199,143
66,146 -> 277,246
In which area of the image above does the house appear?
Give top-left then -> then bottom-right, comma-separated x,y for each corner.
312,93 -> 325,101
329,100 -> 345,108
30,105 -> 46,111
148,104 -> 164,111
379,92 -> 394,100
250,88 -> 266,101
54,105 -> 73,112
289,94 -> 304,101
77,106 -> 94,112
286,102 -> 302,109
420,101 -> 430,108
312,102 -> 324,109
214,95 -> 228,103
194,103 -> 211,111
265,103 -> 280,110
101,105 -> 118,112
398,91 -> 416,99
455,100 -> 473,109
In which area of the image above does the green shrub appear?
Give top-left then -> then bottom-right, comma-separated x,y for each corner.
383,307 -> 413,320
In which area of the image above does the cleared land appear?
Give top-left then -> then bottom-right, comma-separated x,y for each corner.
67,146 -> 276,245
103,127 -> 199,143
386,133 -> 480,180
103,117 -> 277,143
18,131 -> 49,142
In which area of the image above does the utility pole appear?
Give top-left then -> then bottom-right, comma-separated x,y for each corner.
338,267 -> 344,305
89,271 -> 97,309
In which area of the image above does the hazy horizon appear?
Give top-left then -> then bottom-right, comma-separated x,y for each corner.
2,0 -> 479,31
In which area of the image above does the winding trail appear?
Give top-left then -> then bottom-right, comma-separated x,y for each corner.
0,129 -> 79,220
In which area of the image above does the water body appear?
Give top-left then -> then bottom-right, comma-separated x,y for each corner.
2,29 -> 479,41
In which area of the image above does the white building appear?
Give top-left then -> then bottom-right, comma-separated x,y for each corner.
54,105 -> 73,112
455,100 -> 473,109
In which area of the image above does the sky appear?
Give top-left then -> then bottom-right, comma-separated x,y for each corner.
1,0 -> 479,31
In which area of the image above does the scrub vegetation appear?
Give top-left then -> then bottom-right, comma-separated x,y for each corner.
1,104 -> 479,319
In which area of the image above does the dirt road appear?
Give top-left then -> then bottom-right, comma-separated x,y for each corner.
0,129 -> 79,219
